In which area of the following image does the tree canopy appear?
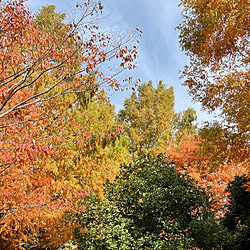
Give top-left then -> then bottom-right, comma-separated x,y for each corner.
73,154 -> 231,249
0,0 -> 249,248
0,1 -> 140,247
178,0 -> 249,166
118,81 -> 175,156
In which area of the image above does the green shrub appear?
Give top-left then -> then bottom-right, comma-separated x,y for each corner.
72,154 -> 231,249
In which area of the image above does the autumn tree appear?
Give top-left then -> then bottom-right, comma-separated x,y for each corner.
177,0 -> 249,166
0,0 -> 140,247
171,107 -> 197,145
54,95 -> 130,197
35,4 -> 66,31
166,135 -> 248,218
118,81 -> 175,156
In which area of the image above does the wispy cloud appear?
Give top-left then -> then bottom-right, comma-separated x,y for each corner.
26,0 -> 216,124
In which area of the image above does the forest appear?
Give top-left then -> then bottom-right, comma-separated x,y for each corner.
0,0 -> 249,249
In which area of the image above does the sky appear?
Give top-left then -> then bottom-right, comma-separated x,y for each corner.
26,0 -> 217,125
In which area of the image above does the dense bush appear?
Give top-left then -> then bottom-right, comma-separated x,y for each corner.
223,175 -> 250,249
71,154 -> 231,249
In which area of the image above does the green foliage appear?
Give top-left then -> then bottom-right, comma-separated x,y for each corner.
36,5 -> 66,31
72,154 -> 231,249
118,81 -> 175,156
223,175 -> 250,249
173,108 -> 197,134
172,108 -> 197,144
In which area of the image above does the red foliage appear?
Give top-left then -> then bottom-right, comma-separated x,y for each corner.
0,0 -> 140,247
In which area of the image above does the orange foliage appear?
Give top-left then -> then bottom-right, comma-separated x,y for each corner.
178,0 -> 249,168
166,136 -> 248,218
0,0 -> 140,247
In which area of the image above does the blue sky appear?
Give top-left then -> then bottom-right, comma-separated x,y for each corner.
26,0 -> 216,125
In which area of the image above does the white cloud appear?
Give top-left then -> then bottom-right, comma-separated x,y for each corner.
26,0 -> 217,123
